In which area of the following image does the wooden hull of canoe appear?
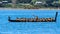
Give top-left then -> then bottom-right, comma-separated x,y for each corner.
9,20 -> 55,22
8,12 -> 58,22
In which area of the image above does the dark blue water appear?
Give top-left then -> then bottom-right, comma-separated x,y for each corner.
0,9 -> 60,34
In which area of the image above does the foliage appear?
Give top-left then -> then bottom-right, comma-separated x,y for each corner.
16,0 -> 32,3
4,4 -> 12,8
59,0 -> 60,3
0,0 -> 59,8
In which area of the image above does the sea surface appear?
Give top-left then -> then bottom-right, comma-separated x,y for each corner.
0,9 -> 60,34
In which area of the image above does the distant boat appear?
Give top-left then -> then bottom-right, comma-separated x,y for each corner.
8,12 -> 58,22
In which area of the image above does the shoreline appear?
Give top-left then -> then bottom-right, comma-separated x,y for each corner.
0,8 -> 59,10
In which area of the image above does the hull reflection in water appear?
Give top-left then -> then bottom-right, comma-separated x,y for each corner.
8,12 -> 58,22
